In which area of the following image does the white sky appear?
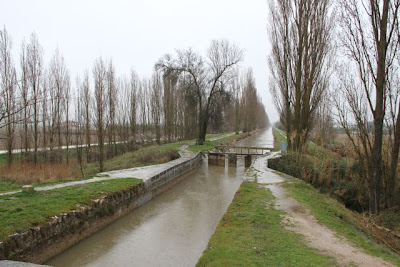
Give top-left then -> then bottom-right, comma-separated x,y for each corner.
0,0 -> 279,122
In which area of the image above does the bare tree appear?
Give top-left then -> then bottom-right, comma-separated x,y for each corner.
48,49 -> 68,162
313,94 -> 334,145
384,46 -> 400,208
19,40 -> 30,157
150,72 -> 163,144
75,81 -> 85,177
41,69 -> 49,160
26,33 -> 43,164
162,70 -> 178,142
240,69 -> 269,132
231,71 -> 242,134
268,0 -> 333,150
337,0 -> 400,214
137,79 -> 147,139
64,72 -> 71,164
129,70 -> 138,144
93,57 -> 108,172
0,26 -> 17,165
78,70 -> 91,163
106,60 -> 117,157
157,40 -> 243,144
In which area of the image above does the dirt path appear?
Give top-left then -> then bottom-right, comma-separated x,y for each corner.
248,154 -> 394,267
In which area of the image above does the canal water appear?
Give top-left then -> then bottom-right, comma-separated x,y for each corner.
46,128 -> 273,267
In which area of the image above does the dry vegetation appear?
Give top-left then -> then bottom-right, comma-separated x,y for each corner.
0,143 -> 180,186
0,162 -> 81,184
270,130 -> 400,255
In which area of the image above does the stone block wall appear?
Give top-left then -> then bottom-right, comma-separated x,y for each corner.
0,153 -> 202,264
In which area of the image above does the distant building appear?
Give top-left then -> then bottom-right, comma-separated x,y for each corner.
60,121 -> 80,130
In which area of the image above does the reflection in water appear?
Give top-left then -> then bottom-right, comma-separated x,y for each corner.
47,128 -> 272,267
237,127 -> 274,148
47,161 -> 244,267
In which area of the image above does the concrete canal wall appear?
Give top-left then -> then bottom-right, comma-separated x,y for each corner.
0,153 -> 202,264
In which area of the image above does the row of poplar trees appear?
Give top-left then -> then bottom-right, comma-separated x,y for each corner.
0,28 -> 269,172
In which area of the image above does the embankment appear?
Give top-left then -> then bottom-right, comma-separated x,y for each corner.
0,153 -> 202,264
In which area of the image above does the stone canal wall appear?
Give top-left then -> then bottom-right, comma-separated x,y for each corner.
0,152 -> 202,264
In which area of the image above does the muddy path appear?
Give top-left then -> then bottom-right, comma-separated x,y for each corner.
249,154 -> 395,267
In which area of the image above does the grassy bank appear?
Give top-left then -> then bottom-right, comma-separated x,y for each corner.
0,132 -> 251,241
82,143 -> 181,175
197,182 -> 334,266
0,142 -> 181,192
272,128 -> 286,151
0,178 -> 142,241
188,132 -> 249,153
284,180 -> 400,266
1,132 -> 243,191
268,143 -> 363,212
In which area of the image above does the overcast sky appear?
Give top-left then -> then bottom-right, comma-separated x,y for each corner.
1,0 -> 278,122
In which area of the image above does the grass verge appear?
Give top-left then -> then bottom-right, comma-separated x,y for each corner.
0,132 -> 243,193
283,180 -> 400,266
188,133 -> 248,152
272,128 -> 286,151
0,181 -> 21,193
197,182 -> 334,266
0,175 -> 111,193
0,178 -> 142,241
82,144 -> 181,175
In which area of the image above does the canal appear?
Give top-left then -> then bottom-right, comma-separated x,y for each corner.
47,128 -> 273,267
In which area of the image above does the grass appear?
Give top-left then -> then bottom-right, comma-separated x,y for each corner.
0,162 -> 83,185
188,133 -> 248,152
272,128 -> 286,151
283,180 -> 400,266
82,144 -> 180,175
197,181 -> 334,267
0,175 -> 111,193
0,178 -> 142,241
0,181 -> 21,193
0,132 -> 245,193
31,174 -> 111,188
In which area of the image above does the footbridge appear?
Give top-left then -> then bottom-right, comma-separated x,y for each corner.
208,146 -> 270,167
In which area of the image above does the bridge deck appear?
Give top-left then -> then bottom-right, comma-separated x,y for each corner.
210,146 -> 270,156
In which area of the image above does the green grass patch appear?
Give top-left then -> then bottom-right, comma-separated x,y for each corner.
0,132 -> 245,192
31,174 -> 110,188
206,133 -> 228,140
188,140 -> 216,152
0,181 -> 21,193
189,133 -> 247,152
82,144 -> 181,175
0,178 -> 142,241
197,182 -> 334,266
272,128 -> 286,151
283,180 -> 400,266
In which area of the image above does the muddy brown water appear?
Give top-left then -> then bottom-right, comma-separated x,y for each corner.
46,128 -> 273,267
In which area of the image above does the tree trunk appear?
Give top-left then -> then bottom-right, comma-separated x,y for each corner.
386,105 -> 400,207
198,113 -> 208,145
